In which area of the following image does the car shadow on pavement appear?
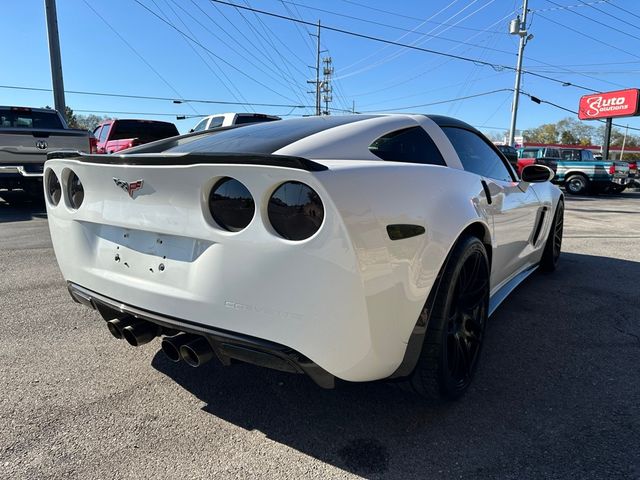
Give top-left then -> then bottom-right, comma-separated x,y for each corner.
564,190 -> 640,201
0,191 -> 46,223
151,252 -> 640,479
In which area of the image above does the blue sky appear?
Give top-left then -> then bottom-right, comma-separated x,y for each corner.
3,0 -> 640,136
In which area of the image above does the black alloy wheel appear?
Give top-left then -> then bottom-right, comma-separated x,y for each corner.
406,236 -> 490,401
443,248 -> 488,392
540,200 -> 564,272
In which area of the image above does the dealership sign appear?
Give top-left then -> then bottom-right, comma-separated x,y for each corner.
578,89 -> 640,120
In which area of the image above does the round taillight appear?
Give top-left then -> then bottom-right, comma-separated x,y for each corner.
67,171 -> 84,209
208,177 -> 254,232
268,181 -> 324,241
46,169 -> 61,206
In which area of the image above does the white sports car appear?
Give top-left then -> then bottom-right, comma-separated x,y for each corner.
45,114 -> 563,401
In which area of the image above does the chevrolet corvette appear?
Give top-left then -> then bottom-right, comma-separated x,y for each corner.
44,114 -> 563,400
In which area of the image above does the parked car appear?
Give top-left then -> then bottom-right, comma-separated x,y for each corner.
516,146 -> 562,172
517,146 -> 630,195
0,106 -> 93,196
495,144 -> 518,169
93,119 -> 179,154
44,114 -> 563,402
190,113 -> 281,132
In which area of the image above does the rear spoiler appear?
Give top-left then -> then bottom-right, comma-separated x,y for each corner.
46,151 -> 329,172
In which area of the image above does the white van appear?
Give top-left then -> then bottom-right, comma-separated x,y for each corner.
190,113 -> 281,132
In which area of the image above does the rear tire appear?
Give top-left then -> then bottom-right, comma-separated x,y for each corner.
405,236 -> 490,402
565,174 -> 589,195
540,200 -> 564,272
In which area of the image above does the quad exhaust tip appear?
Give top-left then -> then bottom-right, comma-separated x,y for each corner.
106,316 -> 161,346
180,337 -> 215,367
160,333 -> 199,362
107,317 -> 214,366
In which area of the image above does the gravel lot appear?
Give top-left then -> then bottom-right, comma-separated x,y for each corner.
1,190 -> 639,479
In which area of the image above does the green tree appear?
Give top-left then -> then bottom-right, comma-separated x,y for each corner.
523,123 -> 560,143
73,113 -> 110,131
556,117 -> 594,145
560,130 -> 578,144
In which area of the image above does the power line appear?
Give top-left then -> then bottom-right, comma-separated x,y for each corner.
236,0 -> 312,106
348,10 -> 518,99
577,0 -> 640,32
82,0 -> 199,115
538,6 -> 640,60
131,0 -> 300,102
216,0 -> 312,109
605,1 -> 640,21
152,0 -> 252,110
0,84 -> 309,108
545,0 -> 640,41
336,0 -> 507,34
74,109 -> 200,117
174,0 -> 307,102
531,0 -> 611,12
276,0 -> 517,58
358,89 -> 513,113
208,0 -> 601,93
520,91 -> 640,133
333,0 -> 505,81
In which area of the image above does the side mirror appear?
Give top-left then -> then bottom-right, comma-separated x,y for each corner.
521,164 -> 554,183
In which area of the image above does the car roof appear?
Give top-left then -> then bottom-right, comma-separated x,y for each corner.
129,114 -> 486,157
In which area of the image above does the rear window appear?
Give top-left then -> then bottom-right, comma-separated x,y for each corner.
368,127 -> 445,165
562,150 -> 579,161
167,115 -> 377,154
234,115 -> 280,126
498,145 -> 516,155
0,108 -> 63,129
110,120 -> 178,141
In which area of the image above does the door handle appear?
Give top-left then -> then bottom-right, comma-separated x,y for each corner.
481,180 -> 493,204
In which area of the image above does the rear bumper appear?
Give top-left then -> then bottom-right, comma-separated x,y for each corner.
0,165 -> 44,177
69,282 -> 336,388
0,165 -> 43,190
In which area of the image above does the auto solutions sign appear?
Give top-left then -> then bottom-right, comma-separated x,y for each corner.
578,88 -> 640,120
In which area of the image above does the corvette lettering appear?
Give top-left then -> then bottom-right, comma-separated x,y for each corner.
113,178 -> 144,198
579,89 -> 640,120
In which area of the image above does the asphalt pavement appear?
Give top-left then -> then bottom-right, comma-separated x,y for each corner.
0,190 -> 639,479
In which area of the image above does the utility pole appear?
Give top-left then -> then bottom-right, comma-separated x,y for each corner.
507,0 -> 531,147
322,57 -> 333,115
620,124 -> 629,161
307,21 -> 323,116
602,118 -> 613,160
44,0 -> 66,118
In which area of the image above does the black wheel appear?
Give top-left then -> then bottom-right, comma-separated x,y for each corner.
540,200 -> 564,272
405,236 -> 490,401
565,174 -> 589,195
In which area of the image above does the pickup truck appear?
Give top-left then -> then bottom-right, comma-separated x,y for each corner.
93,119 -> 179,154
190,112 -> 280,132
495,144 -> 518,169
0,106 -> 93,196
517,146 -> 630,195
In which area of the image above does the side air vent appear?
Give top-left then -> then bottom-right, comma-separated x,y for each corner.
387,224 -> 426,241
531,207 -> 548,245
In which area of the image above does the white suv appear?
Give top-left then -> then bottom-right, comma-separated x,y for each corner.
190,113 -> 281,132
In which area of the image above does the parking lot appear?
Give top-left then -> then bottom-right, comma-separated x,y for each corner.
1,191 -> 638,479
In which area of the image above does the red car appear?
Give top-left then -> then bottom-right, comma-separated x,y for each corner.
93,119 -> 179,154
